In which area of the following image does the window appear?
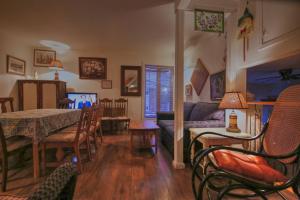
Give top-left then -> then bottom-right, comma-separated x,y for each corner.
144,65 -> 174,118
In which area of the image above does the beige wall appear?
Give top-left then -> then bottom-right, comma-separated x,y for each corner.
183,11 -> 226,103
0,33 -> 175,119
0,32 -> 33,110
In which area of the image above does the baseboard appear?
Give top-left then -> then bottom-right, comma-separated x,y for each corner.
172,160 -> 185,169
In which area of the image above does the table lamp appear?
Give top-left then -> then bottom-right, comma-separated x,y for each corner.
49,60 -> 64,80
219,92 -> 248,133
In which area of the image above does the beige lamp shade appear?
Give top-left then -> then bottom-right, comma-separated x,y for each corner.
49,60 -> 64,71
219,92 -> 248,109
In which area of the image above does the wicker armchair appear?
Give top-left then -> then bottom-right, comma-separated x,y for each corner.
189,85 -> 300,200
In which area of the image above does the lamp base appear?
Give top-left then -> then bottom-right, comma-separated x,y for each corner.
227,110 -> 241,133
226,127 -> 241,133
54,71 -> 59,81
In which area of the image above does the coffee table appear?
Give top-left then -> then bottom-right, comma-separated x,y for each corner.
129,120 -> 160,155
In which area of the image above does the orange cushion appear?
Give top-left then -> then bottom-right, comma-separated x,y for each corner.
212,150 -> 288,183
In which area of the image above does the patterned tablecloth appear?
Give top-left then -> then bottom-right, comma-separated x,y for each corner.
0,109 -> 81,143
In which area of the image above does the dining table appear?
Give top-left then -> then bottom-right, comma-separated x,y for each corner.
0,109 -> 81,179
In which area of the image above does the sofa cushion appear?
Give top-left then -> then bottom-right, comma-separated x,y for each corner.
189,103 -> 219,121
184,120 -> 225,130
184,102 -> 195,121
203,110 -> 225,121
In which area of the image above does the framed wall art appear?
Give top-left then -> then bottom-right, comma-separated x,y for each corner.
34,49 -> 56,67
190,58 -> 209,96
120,65 -> 141,96
7,55 -> 26,75
210,70 -> 226,101
79,57 -> 107,80
101,80 -> 112,89
195,9 -> 224,33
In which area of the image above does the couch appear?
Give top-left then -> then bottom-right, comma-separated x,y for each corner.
157,102 -> 225,163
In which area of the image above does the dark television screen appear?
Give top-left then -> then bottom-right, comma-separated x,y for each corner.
67,92 -> 97,109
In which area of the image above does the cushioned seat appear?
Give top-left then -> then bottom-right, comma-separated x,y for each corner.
45,132 -> 86,143
212,150 -> 288,183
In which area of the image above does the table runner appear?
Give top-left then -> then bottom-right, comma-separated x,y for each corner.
0,109 -> 81,143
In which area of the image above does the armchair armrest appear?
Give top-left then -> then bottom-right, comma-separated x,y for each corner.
188,122 -> 270,166
156,111 -> 174,124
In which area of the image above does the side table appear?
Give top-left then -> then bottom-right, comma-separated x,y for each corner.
189,128 -> 251,163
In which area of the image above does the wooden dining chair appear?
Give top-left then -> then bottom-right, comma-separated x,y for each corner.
0,124 -> 32,192
0,97 -> 14,113
114,98 -> 130,131
99,98 -> 113,117
88,104 -> 103,150
41,107 -> 92,173
58,98 -> 76,109
99,98 -> 114,132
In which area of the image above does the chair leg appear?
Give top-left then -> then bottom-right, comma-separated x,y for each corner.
1,157 -> 8,192
93,132 -> 98,150
99,127 -> 103,144
41,143 -> 46,175
73,145 -> 82,173
86,137 -> 92,161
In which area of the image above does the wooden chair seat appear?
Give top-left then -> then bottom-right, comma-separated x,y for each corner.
5,136 -> 32,153
0,195 -> 26,200
101,116 -> 114,121
45,132 -> 86,143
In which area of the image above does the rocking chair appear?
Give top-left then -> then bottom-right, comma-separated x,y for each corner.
189,85 -> 300,200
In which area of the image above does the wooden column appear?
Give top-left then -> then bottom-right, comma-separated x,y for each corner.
173,8 -> 185,169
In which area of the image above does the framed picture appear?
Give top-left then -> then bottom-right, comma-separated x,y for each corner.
101,80 -> 112,89
185,84 -> 193,97
7,55 -> 26,75
210,70 -> 226,101
79,57 -> 107,80
190,58 -> 209,96
195,9 -> 224,33
120,65 -> 141,96
34,49 -> 56,67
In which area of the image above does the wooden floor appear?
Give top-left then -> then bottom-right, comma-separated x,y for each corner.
0,134 -> 292,200
0,134 -> 193,200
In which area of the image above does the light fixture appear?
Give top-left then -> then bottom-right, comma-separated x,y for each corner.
219,92 -> 248,133
49,60 -> 64,80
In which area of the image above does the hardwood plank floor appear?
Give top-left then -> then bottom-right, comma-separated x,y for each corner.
0,134 -> 292,200
0,134 -> 193,200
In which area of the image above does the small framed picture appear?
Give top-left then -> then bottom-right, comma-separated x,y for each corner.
185,84 -> 193,97
195,9 -> 224,33
7,55 -> 26,75
101,80 -> 112,89
210,70 -> 226,101
34,49 -> 56,67
79,57 -> 107,80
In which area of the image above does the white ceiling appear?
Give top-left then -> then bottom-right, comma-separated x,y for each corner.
0,0 -> 175,53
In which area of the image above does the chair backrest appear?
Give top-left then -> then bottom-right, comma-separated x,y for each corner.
99,98 -> 113,117
28,162 -> 77,200
263,84 -> 300,164
75,106 -> 92,142
58,98 -> 76,109
0,97 -> 14,113
90,103 -> 102,127
114,98 -> 128,117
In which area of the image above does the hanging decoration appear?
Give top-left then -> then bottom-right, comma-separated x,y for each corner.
237,1 -> 254,61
